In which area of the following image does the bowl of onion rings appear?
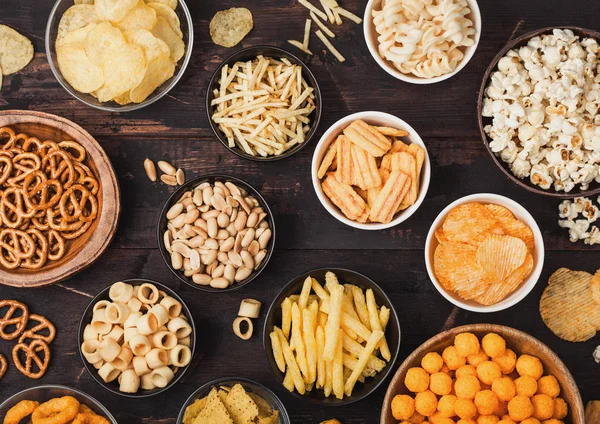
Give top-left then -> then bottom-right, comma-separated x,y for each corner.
0,384 -> 117,424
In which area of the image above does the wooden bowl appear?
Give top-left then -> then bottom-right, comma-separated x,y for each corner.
380,324 -> 585,424
0,110 -> 120,287
477,26 -> 600,198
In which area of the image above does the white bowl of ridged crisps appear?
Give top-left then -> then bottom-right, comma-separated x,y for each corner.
45,0 -> 193,111
311,111 -> 430,230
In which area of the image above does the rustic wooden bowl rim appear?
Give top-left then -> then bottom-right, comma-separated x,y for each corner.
477,26 -> 600,199
380,323 -> 585,424
0,110 -> 120,287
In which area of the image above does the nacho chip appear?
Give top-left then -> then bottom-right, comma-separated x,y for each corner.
0,25 -> 34,75
209,7 -> 253,48
540,268 -> 600,342
95,0 -> 138,22
258,411 -> 279,424
223,383 -> 259,424
442,203 -> 503,245
57,44 -> 104,93
182,397 -> 208,424
116,0 -> 157,31
476,235 -> 528,282
434,241 -> 489,299
195,388 -> 233,424
152,16 -> 185,62
476,253 -> 533,306
57,5 -> 99,43
130,53 -> 174,103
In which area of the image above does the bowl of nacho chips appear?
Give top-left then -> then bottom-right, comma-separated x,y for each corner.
311,111 -> 430,230
425,194 -> 544,312
178,378 -> 289,424
45,0 -> 193,111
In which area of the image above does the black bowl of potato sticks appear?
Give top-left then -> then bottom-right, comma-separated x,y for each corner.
206,45 -> 322,161
263,268 -> 400,405
157,174 -> 276,292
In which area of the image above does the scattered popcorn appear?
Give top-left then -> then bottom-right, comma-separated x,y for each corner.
483,29 -> 600,192
594,345 -> 600,363
557,196 -> 600,245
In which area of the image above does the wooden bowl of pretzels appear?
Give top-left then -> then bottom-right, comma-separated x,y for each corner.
0,110 -> 120,287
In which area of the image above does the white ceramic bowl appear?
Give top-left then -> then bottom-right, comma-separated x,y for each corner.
363,0 -> 482,84
424,193 -> 545,313
311,111 -> 431,230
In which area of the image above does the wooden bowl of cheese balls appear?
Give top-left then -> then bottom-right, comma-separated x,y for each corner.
380,324 -> 584,424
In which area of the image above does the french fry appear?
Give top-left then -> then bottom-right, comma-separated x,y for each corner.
312,277 -> 330,304
309,299 -> 319,332
393,152 -> 417,206
344,330 -> 384,396
351,285 -> 371,330
342,353 -> 382,377
325,270 -> 341,289
281,297 -> 292,339
288,39 -> 313,55
340,292 -> 359,340
342,285 -> 359,320
310,11 -> 335,37
321,173 -> 368,222
316,325 -> 326,389
352,144 -> 381,189
299,276 -> 313,309
270,329 -> 287,373
341,311 -> 371,341
379,305 -> 390,330
303,308 -> 318,383
314,30 -> 345,63
317,137 -> 339,179
324,358 -> 333,397
366,289 -> 390,361
276,329 -> 306,394
318,310 -> 328,328
298,0 -> 328,20
291,303 -> 310,381
333,6 -> 362,23
342,332 -> 386,372
343,120 -> 391,157
368,171 -> 410,223
324,284 -> 344,361
303,18 -> 312,49
283,370 -> 295,392
332,333 -> 344,399
336,135 -> 353,184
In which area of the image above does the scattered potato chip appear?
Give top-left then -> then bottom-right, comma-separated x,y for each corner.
209,7 -> 253,48
592,270 -> 600,304
0,25 -> 34,75
540,268 -> 600,342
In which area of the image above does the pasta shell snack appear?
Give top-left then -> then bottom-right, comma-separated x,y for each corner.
79,280 -> 195,396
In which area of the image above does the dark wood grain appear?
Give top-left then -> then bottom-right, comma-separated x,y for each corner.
1,0 -> 600,422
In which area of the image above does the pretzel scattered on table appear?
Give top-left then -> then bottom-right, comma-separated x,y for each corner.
0,353 -> 7,380
0,126 -> 100,271
12,339 -> 50,379
0,299 -> 29,341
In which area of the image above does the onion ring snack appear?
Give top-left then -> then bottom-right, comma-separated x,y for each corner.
81,281 -> 193,394
3,396 -> 110,424
0,127 -> 100,271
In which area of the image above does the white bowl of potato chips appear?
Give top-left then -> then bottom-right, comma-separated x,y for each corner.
45,0 -> 193,111
311,111 -> 430,230
425,193 -> 545,313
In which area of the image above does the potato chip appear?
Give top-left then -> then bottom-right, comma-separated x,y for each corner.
0,25 -> 34,75
116,0 -> 157,31
209,8 -> 253,48
113,91 -> 132,105
58,23 -> 97,48
57,44 -> 104,93
145,0 -> 177,9
0,65 -> 3,91
75,0 -> 95,4
95,43 -> 145,102
476,253 -> 533,306
152,16 -> 185,62
95,0 -> 138,22
124,29 -> 170,61
476,235 -> 527,282
130,54 -> 174,103
592,270 -> 600,305
434,242 -> 489,299
442,203 -> 503,245
485,204 -> 514,218
84,21 -> 126,66
57,5 -> 99,43
540,268 -> 600,342
147,2 -> 182,38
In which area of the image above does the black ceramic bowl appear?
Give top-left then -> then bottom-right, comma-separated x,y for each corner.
206,45 -> 322,162
78,279 -> 196,398
157,174 -> 276,292
176,377 -> 291,424
263,268 -> 401,406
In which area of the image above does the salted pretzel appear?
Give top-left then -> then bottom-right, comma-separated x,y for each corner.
18,314 -> 56,345
12,339 -> 50,379
0,354 -> 7,380
0,299 -> 29,340
0,127 -> 99,271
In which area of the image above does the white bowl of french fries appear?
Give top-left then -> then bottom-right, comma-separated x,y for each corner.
312,111 -> 430,230
263,268 -> 400,405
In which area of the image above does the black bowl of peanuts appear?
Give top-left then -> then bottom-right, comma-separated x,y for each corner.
157,174 -> 276,292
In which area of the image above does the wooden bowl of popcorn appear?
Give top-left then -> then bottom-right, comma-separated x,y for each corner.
478,26 -> 600,198
363,0 -> 481,84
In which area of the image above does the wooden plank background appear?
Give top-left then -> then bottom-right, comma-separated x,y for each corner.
1,0 -> 599,422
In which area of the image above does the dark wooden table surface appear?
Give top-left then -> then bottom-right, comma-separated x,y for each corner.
1,0 -> 599,422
